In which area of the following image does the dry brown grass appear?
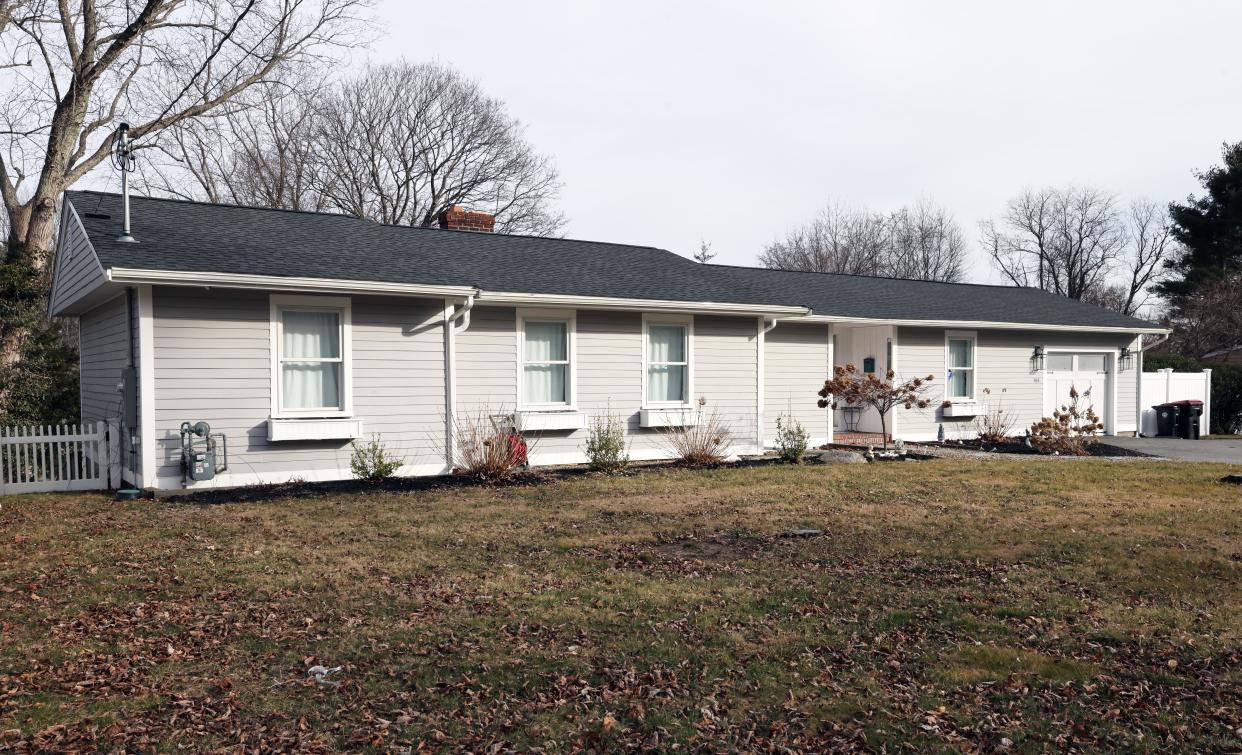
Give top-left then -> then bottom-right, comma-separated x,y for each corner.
1,459 -> 1240,751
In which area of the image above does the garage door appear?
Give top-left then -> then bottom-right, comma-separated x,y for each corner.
1045,352 -> 1111,433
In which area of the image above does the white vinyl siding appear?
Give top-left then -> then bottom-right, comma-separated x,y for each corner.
79,294 -> 130,424
152,287 -> 446,486
764,322 -> 830,446
49,205 -> 107,316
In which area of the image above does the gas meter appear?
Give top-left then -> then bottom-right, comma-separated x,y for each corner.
180,421 -> 227,483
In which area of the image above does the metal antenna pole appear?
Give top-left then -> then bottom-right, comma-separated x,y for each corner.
116,122 -> 137,243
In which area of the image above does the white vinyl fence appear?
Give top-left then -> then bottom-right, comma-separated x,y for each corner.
0,422 -> 121,495
1139,368 -> 1213,436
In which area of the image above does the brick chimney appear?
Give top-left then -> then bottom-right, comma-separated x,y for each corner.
437,205 -> 495,233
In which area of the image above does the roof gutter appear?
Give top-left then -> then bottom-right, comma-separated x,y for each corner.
798,313 -> 1169,335
106,267 -> 478,299
476,290 -> 810,317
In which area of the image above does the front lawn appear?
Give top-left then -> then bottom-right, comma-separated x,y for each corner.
2,460 -> 1240,751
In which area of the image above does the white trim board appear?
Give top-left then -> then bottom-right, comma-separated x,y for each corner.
136,284 -> 156,489
108,267 -> 476,299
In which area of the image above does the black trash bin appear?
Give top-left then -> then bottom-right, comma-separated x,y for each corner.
1173,399 -> 1203,440
1154,403 -> 1181,437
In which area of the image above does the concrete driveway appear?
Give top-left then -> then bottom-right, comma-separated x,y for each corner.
1103,435 -> 1242,464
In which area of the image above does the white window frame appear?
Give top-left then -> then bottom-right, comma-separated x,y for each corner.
516,308 -> 577,411
270,294 -> 353,419
642,313 -> 694,408
944,329 -> 978,402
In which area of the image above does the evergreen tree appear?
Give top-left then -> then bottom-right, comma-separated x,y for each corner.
1158,142 -> 1242,299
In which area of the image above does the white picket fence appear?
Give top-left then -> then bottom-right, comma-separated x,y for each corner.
0,422 -> 121,495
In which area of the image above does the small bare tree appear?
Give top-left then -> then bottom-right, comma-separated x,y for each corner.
817,364 -> 934,450
693,238 -> 715,263
760,199 -> 966,282
311,61 -> 564,235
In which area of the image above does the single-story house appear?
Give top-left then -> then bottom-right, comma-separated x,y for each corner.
50,190 -> 1166,490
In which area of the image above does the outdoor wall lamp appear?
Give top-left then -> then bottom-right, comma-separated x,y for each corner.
1032,345 -> 1046,371
1119,347 -> 1133,371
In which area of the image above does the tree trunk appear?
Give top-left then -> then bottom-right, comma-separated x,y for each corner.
0,190 -> 63,418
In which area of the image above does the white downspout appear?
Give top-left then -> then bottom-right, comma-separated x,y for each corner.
443,294 -> 475,471
757,317 -> 781,452
453,294 -> 474,333
1136,332 -> 1169,436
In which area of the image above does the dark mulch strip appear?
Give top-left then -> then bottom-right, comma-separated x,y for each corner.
163,454 -> 814,506
909,439 -> 1155,458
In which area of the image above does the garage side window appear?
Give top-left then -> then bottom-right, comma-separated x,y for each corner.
271,295 -> 352,418
946,332 -> 976,400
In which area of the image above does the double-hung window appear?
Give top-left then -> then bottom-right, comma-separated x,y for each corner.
272,295 -> 352,417
945,331 -> 976,400
520,311 -> 574,408
644,316 -> 692,405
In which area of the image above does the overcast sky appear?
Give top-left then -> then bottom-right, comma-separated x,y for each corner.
365,2 -> 1237,281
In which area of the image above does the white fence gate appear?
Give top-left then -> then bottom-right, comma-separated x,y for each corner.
1139,368 -> 1213,436
0,422 -> 121,495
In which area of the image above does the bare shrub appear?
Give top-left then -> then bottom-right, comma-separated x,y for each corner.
974,388 -> 1018,444
774,414 -> 809,463
349,434 -> 404,481
661,399 -> 733,466
584,411 -> 629,474
451,410 -> 529,482
1029,386 -> 1104,456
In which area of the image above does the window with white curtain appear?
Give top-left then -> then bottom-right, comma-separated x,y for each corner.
520,315 -> 573,407
645,318 -> 691,405
272,296 -> 351,417
945,332 -> 976,400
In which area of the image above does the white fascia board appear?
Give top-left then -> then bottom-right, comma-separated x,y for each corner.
478,290 -> 810,316
106,267 -> 477,299
799,314 -> 1168,335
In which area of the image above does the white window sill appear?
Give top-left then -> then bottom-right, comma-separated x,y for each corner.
640,407 -> 697,428
514,410 -> 586,432
942,402 -> 979,418
268,417 -> 364,441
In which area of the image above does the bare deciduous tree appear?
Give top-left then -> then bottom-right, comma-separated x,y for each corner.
311,61 -> 564,235
888,199 -> 967,282
982,186 -> 1125,300
982,188 -> 1176,316
759,199 -> 966,282
0,0 -> 368,410
139,79 -> 328,212
693,238 -> 715,263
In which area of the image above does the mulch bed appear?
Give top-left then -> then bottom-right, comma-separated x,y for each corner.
910,439 -> 1154,458
163,454 -> 826,506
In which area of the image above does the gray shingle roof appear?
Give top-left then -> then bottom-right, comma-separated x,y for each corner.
67,190 -> 1159,330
